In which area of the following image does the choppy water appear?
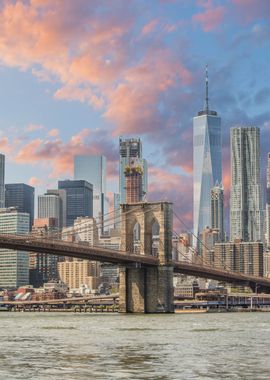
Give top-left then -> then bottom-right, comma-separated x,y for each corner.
0,312 -> 270,379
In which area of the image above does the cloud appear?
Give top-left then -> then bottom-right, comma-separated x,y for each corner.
141,19 -> 159,35
48,128 -> 59,137
25,124 -> 44,132
231,0 -> 270,23
193,0 -> 226,32
28,176 -> 42,186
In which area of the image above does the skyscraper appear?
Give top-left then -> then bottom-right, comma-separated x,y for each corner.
193,67 -> 222,245
46,189 -> 67,228
0,154 -> 5,208
211,183 -> 224,242
230,127 -> 263,242
74,155 -> 108,223
124,159 -> 144,203
266,153 -> 270,247
5,183 -> 34,229
38,193 -> 61,227
0,208 -> 29,288
58,180 -> 93,227
119,138 -> 148,203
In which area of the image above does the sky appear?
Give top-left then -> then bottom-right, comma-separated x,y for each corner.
0,0 -> 270,231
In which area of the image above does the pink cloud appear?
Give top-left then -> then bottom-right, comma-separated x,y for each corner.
141,19 -> 159,35
28,176 -> 42,186
193,0 -> 226,32
48,128 -> 59,137
231,0 -> 270,23
25,124 -> 44,132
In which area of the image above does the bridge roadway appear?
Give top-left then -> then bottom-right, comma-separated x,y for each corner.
1,234 -> 270,289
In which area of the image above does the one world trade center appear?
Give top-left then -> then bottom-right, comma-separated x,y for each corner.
193,67 -> 222,247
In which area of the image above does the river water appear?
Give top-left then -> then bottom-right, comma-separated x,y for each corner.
0,312 -> 269,379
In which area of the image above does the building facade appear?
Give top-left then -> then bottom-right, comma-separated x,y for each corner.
46,189 -> 67,228
230,127 -> 263,242
211,183 -> 224,241
119,138 -> 148,203
5,183 -> 34,229
0,154 -> 5,208
38,193 -> 61,227
266,153 -> 270,248
124,159 -> 143,203
58,180 -> 93,227
193,69 -> 222,245
0,208 -> 29,288
214,241 -> 264,277
29,218 -> 59,287
74,155 -> 108,225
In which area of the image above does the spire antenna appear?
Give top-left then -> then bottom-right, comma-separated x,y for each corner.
205,64 -> 209,113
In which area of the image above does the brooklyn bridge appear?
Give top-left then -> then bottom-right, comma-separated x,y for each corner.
0,202 -> 270,313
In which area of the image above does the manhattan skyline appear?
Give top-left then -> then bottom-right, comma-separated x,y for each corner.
0,0 -> 270,229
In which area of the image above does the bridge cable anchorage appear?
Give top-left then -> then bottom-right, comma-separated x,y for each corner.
172,210 -> 250,281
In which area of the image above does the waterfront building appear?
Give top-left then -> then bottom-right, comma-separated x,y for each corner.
0,154 -> 5,208
124,159 -> 144,203
5,183 -> 34,229
266,153 -> 270,248
230,127 -> 263,242
119,137 -> 148,203
211,183 -> 224,242
58,180 -> 93,227
29,218 -> 59,287
74,155 -> 108,227
0,208 -> 29,288
193,68 -> 222,245
214,240 -> 264,277
58,260 -> 100,291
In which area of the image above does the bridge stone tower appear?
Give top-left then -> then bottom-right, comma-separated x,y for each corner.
119,202 -> 174,313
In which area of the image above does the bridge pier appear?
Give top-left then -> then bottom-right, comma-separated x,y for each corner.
119,202 -> 174,313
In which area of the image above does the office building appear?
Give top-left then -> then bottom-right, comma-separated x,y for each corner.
29,218 -> 59,287
193,68 -> 222,245
211,183 -> 224,241
201,227 -> 220,266
74,155 -> 108,225
266,153 -> 270,248
46,189 -> 67,228
119,137 -> 148,203
0,154 -> 5,208
214,241 -> 264,277
230,127 -> 263,242
124,159 -> 143,203
58,180 -> 93,227
0,208 -> 29,288
62,217 -> 99,245
38,193 -> 61,227
58,260 -> 100,291
5,183 -> 34,229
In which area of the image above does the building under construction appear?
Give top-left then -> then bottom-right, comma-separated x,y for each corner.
124,159 -> 144,203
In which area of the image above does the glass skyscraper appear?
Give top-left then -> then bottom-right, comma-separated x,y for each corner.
5,183 -> 34,229
193,68 -> 222,246
119,138 -> 148,203
74,155 -> 108,222
266,153 -> 270,248
58,180 -> 93,227
230,127 -> 263,242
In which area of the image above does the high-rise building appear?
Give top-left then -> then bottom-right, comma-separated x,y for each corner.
211,183 -> 224,241
0,208 -> 29,288
214,241 -> 264,277
38,193 -> 61,227
230,127 -> 263,242
193,67 -> 222,245
29,218 -> 59,287
38,190 -> 67,228
58,180 -> 93,227
46,189 -> 67,228
124,159 -> 144,203
119,137 -> 148,203
266,153 -> 270,248
0,154 -> 5,208
74,155 -> 108,223
5,183 -> 34,229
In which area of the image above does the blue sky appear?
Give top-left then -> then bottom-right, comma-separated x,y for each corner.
0,0 -> 269,227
